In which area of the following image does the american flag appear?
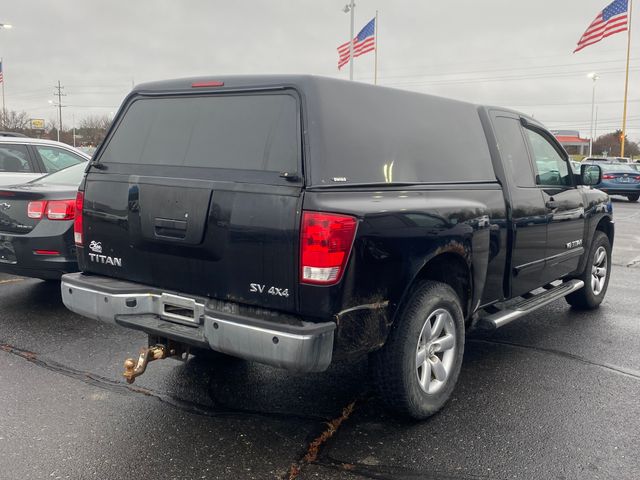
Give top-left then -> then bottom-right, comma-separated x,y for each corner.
337,18 -> 376,70
574,0 -> 629,53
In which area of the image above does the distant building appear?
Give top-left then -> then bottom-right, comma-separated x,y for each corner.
551,130 -> 590,156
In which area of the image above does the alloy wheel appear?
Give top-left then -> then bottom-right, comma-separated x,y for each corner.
415,308 -> 457,394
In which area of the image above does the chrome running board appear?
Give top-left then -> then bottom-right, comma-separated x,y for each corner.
478,279 -> 585,330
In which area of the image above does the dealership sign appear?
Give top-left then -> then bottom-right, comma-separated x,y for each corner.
30,118 -> 45,130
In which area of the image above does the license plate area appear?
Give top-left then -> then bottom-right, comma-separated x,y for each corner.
0,237 -> 17,264
160,293 -> 204,326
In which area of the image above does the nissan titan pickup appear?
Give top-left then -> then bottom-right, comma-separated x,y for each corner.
61,75 -> 613,419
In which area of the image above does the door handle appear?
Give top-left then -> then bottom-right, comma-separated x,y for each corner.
154,217 -> 187,239
545,198 -> 558,209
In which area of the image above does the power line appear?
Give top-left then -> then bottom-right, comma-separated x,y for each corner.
371,57 -> 640,82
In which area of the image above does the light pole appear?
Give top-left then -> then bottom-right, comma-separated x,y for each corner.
587,72 -> 599,157
343,1 -> 356,81
0,23 -> 12,126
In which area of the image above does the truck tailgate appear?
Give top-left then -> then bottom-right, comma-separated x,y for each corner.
78,90 -> 303,312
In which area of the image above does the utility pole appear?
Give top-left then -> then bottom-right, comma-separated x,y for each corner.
53,80 -> 65,142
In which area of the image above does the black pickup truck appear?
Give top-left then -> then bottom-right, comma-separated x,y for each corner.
61,75 -> 613,419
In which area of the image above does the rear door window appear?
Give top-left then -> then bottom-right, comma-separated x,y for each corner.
34,146 -> 87,173
0,144 -> 34,172
100,93 -> 300,175
492,116 -> 536,187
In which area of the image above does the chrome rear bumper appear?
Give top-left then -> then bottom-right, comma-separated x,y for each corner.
61,273 -> 335,372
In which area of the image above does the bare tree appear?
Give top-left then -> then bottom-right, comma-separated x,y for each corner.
0,110 -> 31,131
77,115 -> 112,146
593,130 -> 640,158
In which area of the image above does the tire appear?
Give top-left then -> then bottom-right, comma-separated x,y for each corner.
626,194 -> 639,202
565,231 -> 611,310
370,281 -> 465,420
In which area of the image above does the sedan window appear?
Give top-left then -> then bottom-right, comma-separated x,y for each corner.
0,145 -> 33,172
600,164 -> 638,173
35,146 -> 86,173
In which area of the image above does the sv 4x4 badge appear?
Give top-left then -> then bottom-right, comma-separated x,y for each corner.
249,283 -> 290,298
88,240 -> 123,267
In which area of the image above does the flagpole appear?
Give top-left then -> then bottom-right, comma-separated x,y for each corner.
348,0 -> 355,81
374,10 -> 379,85
620,0 -> 633,157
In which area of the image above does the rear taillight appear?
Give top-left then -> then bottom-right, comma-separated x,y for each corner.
27,201 -> 46,219
74,191 -> 84,246
27,200 -> 75,220
46,200 -> 75,220
602,174 -> 615,180
300,211 -> 357,285
635,176 -> 640,180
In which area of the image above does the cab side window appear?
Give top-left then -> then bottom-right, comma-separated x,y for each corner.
525,129 -> 571,187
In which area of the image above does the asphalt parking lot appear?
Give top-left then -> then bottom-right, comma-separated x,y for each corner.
1,197 -> 639,480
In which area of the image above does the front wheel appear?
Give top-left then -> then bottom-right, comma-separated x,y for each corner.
565,231 -> 611,310
626,194 -> 639,202
370,281 -> 465,420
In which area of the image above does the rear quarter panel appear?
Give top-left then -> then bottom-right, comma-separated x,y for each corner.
300,186 -> 507,322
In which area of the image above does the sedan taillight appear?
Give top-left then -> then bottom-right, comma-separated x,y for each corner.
27,201 -> 47,219
27,200 -> 75,220
46,200 -> 75,220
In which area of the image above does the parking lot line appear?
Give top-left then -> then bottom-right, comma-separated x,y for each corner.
0,278 -> 24,285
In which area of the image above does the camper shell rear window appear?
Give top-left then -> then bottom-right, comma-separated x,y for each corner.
99,92 -> 300,176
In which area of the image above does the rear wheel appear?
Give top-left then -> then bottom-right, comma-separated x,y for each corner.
565,231 -> 611,310
370,281 -> 465,419
626,194 -> 639,202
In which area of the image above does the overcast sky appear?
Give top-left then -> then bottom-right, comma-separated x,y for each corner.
1,0 -> 638,141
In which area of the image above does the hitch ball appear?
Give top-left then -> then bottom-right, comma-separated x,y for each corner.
123,345 -> 171,384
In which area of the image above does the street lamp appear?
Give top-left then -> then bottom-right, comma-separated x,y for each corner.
48,99 -> 63,142
343,1 -> 355,81
587,72 -> 599,157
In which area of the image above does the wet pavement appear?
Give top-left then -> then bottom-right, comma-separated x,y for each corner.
1,200 -> 639,480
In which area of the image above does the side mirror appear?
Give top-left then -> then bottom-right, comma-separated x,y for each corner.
580,164 -> 602,186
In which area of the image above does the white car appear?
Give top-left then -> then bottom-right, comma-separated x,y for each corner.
0,136 -> 90,186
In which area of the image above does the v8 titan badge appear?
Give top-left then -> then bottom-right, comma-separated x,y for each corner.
88,240 -> 123,267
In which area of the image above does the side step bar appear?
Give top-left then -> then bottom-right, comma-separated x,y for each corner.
478,279 -> 584,331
